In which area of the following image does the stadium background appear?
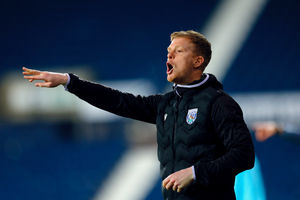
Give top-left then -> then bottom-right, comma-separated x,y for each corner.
1,0 -> 300,199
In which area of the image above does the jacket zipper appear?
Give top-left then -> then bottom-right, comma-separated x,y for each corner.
171,96 -> 179,198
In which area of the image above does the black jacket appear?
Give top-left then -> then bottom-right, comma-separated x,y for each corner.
67,73 -> 255,200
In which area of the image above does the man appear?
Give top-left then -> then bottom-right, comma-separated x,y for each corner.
23,30 -> 254,200
253,121 -> 284,142
253,121 -> 300,144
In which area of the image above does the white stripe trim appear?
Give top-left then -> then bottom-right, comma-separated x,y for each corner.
93,146 -> 159,200
203,0 -> 268,81
175,74 -> 210,89
175,89 -> 181,97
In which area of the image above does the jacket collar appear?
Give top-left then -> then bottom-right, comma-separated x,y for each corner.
173,73 -> 209,97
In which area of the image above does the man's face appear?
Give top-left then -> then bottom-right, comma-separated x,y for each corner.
166,37 -> 198,84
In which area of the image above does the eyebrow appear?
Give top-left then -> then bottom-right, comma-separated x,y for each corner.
167,46 -> 184,51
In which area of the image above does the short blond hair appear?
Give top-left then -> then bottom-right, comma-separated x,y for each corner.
171,30 -> 212,70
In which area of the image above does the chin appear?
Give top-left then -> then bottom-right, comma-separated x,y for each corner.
167,75 -> 175,83
167,74 -> 183,84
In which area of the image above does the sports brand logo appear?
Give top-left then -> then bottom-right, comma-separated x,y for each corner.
186,108 -> 198,125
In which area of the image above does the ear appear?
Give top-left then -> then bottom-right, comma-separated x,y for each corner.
193,56 -> 204,69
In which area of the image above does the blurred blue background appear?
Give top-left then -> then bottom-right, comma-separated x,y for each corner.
1,0 -> 300,199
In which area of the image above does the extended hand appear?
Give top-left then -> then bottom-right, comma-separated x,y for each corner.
23,67 -> 68,88
253,121 -> 283,142
162,166 -> 194,193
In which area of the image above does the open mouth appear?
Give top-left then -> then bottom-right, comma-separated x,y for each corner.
166,62 -> 174,74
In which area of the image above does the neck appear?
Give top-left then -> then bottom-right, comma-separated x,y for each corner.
176,71 -> 204,85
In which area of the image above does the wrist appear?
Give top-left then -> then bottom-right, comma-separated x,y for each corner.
61,73 -> 69,86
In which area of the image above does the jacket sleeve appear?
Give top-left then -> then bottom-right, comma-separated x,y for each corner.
194,94 -> 255,185
66,73 -> 161,124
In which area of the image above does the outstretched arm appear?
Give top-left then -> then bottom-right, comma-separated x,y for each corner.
22,67 -> 69,88
23,67 -> 161,124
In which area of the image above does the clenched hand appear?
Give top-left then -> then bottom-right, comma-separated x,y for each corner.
162,166 -> 194,193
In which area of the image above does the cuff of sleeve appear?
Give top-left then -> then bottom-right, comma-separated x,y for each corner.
63,73 -> 71,91
192,165 -> 196,180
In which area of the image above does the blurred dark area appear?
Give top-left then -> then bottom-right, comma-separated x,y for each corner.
0,0 -> 218,89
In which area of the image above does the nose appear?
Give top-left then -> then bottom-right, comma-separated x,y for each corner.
167,51 -> 174,60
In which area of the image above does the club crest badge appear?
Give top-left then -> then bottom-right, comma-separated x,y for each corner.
186,108 -> 198,125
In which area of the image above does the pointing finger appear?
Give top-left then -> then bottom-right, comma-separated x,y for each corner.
22,67 -> 41,75
24,75 -> 43,81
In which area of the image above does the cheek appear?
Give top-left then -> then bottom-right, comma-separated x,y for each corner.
176,56 -> 187,66
180,58 -> 194,71
175,55 -> 194,71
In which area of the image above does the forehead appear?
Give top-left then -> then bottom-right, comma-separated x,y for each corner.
168,37 -> 195,49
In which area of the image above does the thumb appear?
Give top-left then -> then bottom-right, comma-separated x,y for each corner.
35,81 -> 52,88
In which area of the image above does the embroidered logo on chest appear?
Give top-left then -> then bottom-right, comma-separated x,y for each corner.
186,108 -> 198,125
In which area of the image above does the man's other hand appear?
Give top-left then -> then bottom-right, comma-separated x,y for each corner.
162,166 -> 194,193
